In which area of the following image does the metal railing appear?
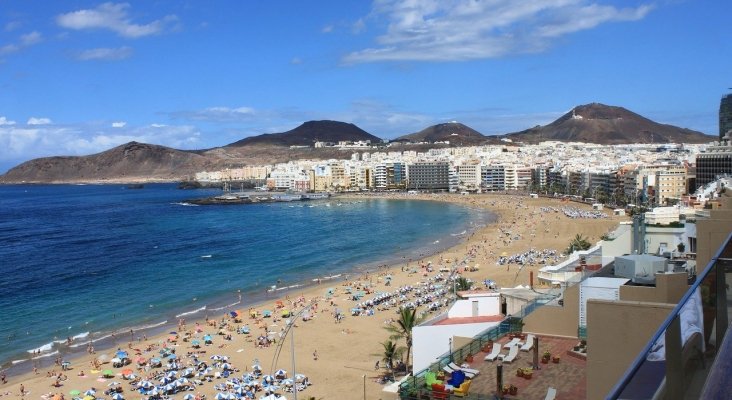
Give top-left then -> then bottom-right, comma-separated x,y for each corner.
399,296 -> 547,399
606,231 -> 732,399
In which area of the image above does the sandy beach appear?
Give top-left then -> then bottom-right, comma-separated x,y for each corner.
1,193 -> 624,400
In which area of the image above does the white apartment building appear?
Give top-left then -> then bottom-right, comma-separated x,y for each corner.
456,164 -> 481,190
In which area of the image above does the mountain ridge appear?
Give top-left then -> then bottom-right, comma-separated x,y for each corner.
501,103 -> 713,144
0,104 -> 716,183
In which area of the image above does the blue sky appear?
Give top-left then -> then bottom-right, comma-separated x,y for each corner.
1,0 -> 730,173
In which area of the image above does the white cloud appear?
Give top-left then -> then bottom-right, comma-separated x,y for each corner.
290,57 -> 302,64
322,25 -> 334,33
343,0 -> 654,63
20,31 -> 42,46
0,122 -> 202,168
112,121 -> 127,128
0,31 -> 42,56
0,117 -> 17,126
0,44 -> 19,55
27,117 -> 52,125
76,46 -> 133,61
56,2 -> 178,38
5,21 -> 22,32
352,18 -> 366,34
169,106 -> 257,123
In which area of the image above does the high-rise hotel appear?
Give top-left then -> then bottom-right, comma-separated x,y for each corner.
720,92 -> 732,141
696,92 -> 732,189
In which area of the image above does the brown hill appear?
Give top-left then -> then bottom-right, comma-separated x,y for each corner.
0,142 -> 216,183
502,103 -> 714,144
395,122 -> 487,145
227,120 -> 382,147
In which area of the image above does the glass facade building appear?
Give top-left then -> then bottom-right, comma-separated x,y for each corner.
720,93 -> 732,141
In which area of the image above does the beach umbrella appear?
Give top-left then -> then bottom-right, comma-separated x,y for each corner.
69,390 -> 81,396
203,335 -> 212,342
214,393 -> 230,400
82,396 -> 95,400
84,389 -> 96,396
281,379 -> 294,387
116,351 -> 129,359
111,394 -> 124,400
167,354 -> 177,360
107,382 -> 121,387
139,381 -> 153,389
183,395 -> 195,400
220,363 -> 231,370
102,370 -> 114,377
275,369 -> 286,378
121,368 -> 134,375
191,340 -> 200,347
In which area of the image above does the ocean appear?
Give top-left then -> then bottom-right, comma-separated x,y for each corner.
0,184 -> 493,374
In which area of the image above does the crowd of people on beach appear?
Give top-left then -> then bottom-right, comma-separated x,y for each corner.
495,248 -> 561,266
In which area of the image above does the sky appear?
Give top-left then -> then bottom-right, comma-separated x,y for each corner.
1,0 -> 731,173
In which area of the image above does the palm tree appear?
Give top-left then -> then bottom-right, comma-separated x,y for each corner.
454,277 -> 472,293
567,233 -> 591,254
379,340 -> 404,380
385,307 -> 422,372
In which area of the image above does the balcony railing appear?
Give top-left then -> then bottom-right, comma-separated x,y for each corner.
606,231 -> 732,399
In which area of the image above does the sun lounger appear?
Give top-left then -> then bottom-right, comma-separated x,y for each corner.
521,334 -> 535,351
447,362 -> 480,378
544,387 -> 557,400
504,337 -> 522,348
500,345 -> 519,363
483,345 -> 502,361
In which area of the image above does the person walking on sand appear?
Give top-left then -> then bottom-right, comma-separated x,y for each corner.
313,350 -> 318,361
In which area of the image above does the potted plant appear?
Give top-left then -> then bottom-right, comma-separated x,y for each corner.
502,384 -> 510,395
509,384 -> 518,395
552,355 -> 561,363
522,368 -> 533,379
541,350 -> 551,363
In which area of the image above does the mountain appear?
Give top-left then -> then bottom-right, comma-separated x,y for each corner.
394,122 -> 487,145
0,142 -> 215,183
227,120 -> 382,147
502,103 -> 714,144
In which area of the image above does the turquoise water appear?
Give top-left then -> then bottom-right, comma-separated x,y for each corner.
0,184 -> 493,374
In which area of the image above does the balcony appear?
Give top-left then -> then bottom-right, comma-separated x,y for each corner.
607,232 -> 732,399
